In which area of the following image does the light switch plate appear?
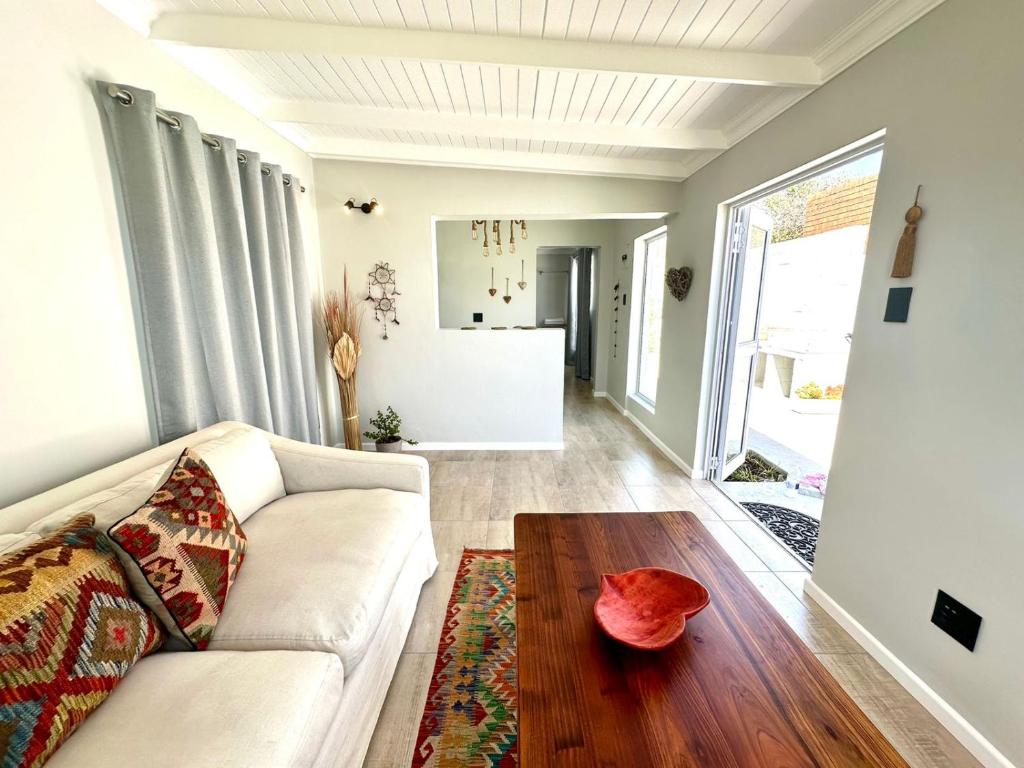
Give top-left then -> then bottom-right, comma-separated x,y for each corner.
884,287 -> 912,322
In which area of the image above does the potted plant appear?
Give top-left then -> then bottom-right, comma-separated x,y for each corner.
364,406 -> 417,453
791,381 -> 843,415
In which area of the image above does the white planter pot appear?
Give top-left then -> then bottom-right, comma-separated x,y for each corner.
790,398 -> 841,415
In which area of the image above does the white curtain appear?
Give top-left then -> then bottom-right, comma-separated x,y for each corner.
98,82 -> 320,444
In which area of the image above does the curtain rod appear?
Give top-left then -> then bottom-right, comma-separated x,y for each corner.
106,85 -> 306,193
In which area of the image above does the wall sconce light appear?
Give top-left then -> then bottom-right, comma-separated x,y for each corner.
346,197 -> 381,215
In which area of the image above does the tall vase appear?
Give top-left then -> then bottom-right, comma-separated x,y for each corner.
336,373 -> 361,450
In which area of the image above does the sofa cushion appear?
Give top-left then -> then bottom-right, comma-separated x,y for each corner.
192,427 -> 285,523
0,514 -> 164,768
107,449 -> 247,650
46,650 -> 344,768
0,532 -> 39,556
207,488 -> 428,670
27,461 -> 172,536
27,426 -> 284,537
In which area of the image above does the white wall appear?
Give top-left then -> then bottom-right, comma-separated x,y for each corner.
609,0 -> 1023,761
435,219 -> 621,330
0,1 -> 320,508
313,160 -> 677,447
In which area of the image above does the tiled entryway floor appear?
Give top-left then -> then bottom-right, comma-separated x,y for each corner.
363,370 -> 979,767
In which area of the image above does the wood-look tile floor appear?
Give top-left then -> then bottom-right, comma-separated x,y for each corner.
362,371 -> 980,768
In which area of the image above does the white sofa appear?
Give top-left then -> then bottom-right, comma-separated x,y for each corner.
0,421 -> 438,768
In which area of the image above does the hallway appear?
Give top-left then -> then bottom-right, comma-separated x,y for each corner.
363,369 -> 979,767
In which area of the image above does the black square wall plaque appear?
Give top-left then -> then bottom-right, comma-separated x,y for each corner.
884,287 -> 913,322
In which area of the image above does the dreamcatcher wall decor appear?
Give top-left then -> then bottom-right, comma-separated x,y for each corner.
366,262 -> 400,339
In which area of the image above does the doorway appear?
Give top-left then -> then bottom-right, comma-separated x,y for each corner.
536,246 -> 596,380
707,142 -> 884,565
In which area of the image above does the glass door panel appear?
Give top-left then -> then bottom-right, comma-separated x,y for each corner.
715,206 -> 772,479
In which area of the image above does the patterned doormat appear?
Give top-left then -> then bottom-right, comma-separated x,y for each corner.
412,550 -> 517,767
740,502 -> 820,565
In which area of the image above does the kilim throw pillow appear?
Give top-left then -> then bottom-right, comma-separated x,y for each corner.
0,513 -> 164,768
107,448 -> 247,650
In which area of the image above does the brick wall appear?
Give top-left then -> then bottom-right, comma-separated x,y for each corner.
803,176 -> 878,236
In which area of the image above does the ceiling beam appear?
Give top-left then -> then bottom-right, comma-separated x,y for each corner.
264,101 -> 727,151
150,14 -> 822,88
302,137 -> 693,181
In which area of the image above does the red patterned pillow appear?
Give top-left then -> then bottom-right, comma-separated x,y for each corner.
107,448 -> 247,650
0,513 -> 164,768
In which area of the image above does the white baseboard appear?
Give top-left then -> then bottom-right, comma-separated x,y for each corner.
593,393 -> 703,479
804,580 -> 1015,768
361,441 -> 565,451
593,391 -> 625,414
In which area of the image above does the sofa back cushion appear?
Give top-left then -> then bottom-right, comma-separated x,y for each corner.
191,428 -> 285,524
27,427 -> 286,539
0,422 -> 243,536
106,449 -> 248,650
0,513 -> 164,768
0,533 -> 40,557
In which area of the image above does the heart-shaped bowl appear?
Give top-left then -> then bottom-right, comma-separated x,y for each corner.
593,567 -> 710,650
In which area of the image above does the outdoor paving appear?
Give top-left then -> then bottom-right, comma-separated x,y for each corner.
719,387 -> 837,521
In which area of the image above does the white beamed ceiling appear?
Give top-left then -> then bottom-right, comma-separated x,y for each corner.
106,0 -> 946,180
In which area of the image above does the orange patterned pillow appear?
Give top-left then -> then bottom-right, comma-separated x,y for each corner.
107,449 -> 247,650
0,514 -> 163,768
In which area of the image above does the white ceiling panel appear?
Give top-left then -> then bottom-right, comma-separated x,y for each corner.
112,0 -> 943,180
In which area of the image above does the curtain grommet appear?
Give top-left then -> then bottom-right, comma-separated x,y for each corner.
237,152 -> 248,165
107,85 -> 134,106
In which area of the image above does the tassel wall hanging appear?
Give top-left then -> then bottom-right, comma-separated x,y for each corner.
489,267 -> 497,296
891,186 -> 923,278
503,278 -> 512,304
517,260 -> 527,290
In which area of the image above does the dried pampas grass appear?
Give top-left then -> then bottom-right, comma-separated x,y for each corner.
322,267 -> 364,450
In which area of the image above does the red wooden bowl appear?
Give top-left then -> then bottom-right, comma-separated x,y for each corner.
593,567 -> 711,651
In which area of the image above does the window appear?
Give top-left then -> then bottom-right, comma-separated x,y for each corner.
635,231 -> 666,404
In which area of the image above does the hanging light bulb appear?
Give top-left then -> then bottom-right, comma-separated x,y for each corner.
471,220 -> 478,240
494,220 -> 503,256
482,223 -> 490,257
522,220 -> 528,240
509,221 -> 516,254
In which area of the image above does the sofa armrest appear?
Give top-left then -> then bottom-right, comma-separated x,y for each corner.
267,435 -> 429,498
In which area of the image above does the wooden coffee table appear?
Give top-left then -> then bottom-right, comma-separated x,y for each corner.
514,512 -> 909,767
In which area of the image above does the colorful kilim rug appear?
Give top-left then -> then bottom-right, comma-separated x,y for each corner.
412,549 -> 517,767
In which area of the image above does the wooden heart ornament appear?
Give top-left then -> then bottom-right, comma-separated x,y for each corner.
666,266 -> 693,301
